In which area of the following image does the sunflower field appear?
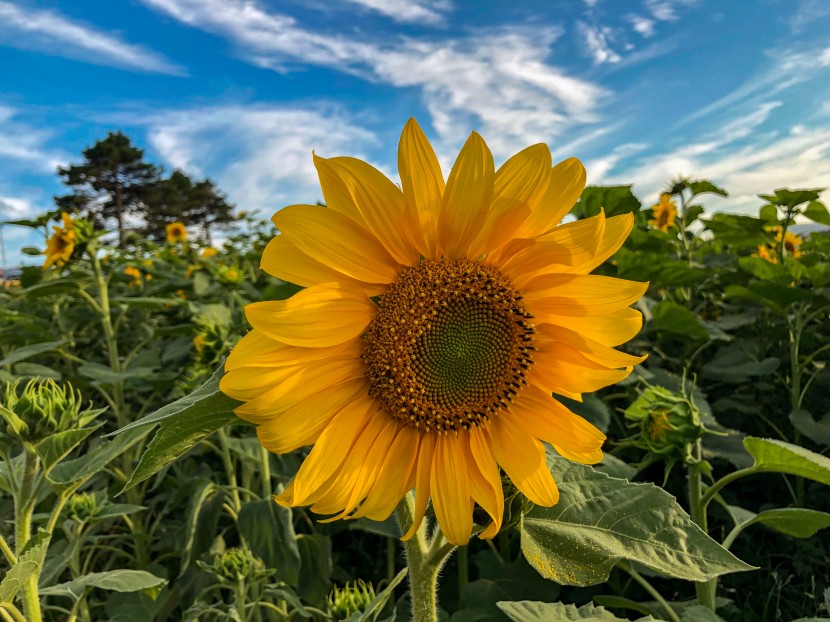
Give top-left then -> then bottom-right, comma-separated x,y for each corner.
1,123 -> 830,622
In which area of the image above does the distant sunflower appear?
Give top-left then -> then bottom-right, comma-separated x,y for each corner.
166,221 -> 188,243
43,212 -> 76,269
756,226 -> 802,263
220,119 -> 647,545
649,193 -> 677,232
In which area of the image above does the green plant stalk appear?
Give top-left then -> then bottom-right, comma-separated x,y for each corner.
457,545 -> 468,610
217,428 -> 242,512
0,603 -> 28,622
395,494 -> 455,622
687,442 -> 716,610
618,560 -> 680,622
234,580 -> 247,622
14,449 -> 43,622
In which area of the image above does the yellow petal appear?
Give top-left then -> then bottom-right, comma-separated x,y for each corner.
437,132 -> 494,259
530,341 -> 632,395
220,364 -> 301,402
316,155 -> 423,266
255,379 -> 368,453
244,283 -> 375,348
399,118 -> 444,259
278,396 -> 374,506
499,211 -> 605,287
273,204 -> 401,284
518,157 -> 586,238
430,434 -> 474,546
260,234 -> 386,296
232,356 -> 365,422
352,426 -> 420,521
556,213 -> 634,275
491,414 -> 559,506
512,385 -> 605,464
471,143 -> 551,258
524,274 -> 648,318
403,433 -> 436,540
538,324 -> 647,369
465,427 -> 504,539
538,307 -> 643,347
225,330 -> 353,371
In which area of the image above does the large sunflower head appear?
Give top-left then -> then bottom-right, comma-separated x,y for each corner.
166,221 -> 188,244
220,119 -> 647,545
43,212 -> 77,269
648,193 -> 677,232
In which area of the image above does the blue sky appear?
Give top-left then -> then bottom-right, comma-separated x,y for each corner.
2,0 -> 830,266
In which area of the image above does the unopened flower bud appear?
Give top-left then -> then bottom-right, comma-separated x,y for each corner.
66,492 -> 98,523
624,385 -> 706,462
327,580 -> 376,620
213,547 -> 254,583
1,379 -> 85,443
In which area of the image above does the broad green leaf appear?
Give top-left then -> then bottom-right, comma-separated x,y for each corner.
789,409 -> 830,445
39,570 -> 166,600
193,272 -> 211,296
520,454 -> 754,586
680,605 -> 726,621
92,504 -> 147,521
496,600 -> 658,621
296,533 -> 333,607
737,257 -> 791,284
804,200 -> 830,225
356,567 -> 408,622
177,478 -> 220,575
111,296 -> 185,309
0,530 -> 50,602
122,405 -> 240,492
12,362 -> 62,379
111,365 -> 236,435
575,186 -> 642,219
34,423 -> 102,471
650,301 -> 709,340
78,362 -> 155,384
238,499 -> 301,585
759,204 -> 779,224
49,427 -> 149,486
738,508 -> 830,538
743,437 -> 830,485
688,180 -> 728,198
760,188 -> 823,209
0,339 -> 64,367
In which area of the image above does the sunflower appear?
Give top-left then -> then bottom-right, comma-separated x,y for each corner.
124,266 -> 142,285
43,212 -> 76,269
755,226 -> 802,263
220,119 -> 647,545
166,221 -> 188,243
649,193 -> 677,232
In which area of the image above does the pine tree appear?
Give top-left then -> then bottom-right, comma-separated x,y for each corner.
55,132 -> 159,248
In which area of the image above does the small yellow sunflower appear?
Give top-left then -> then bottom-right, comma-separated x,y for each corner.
220,119 -> 647,545
649,193 -> 677,232
124,266 -> 142,284
43,212 -> 76,269
194,333 -> 206,353
755,226 -> 802,263
166,221 -> 188,243
202,247 -> 219,259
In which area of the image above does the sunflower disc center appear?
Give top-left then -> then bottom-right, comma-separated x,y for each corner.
361,258 -> 535,433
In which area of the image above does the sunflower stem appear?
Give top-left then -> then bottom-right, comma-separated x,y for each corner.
395,495 -> 454,622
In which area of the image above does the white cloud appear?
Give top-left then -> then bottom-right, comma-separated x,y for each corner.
143,105 -> 378,216
577,21 -> 621,64
138,0 -> 608,158
0,106 -> 66,172
340,0 -> 451,25
644,0 -> 696,22
789,0 -> 830,33
626,14 -> 655,37
0,195 -> 35,218
0,1 -> 183,74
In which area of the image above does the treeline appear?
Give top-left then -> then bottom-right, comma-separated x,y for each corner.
55,131 -> 236,248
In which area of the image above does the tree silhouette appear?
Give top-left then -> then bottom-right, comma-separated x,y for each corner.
55,132 -> 159,248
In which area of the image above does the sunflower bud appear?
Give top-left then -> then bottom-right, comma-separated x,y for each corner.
327,580 -> 376,620
213,547 -> 254,583
66,492 -> 98,523
1,379 -> 85,443
624,386 -> 706,462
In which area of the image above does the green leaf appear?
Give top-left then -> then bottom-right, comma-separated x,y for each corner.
0,530 -> 51,602
743,437 -> 830,485
789,409 -> 830,445
737,257 -> 791,284
520,453 -> 754,586
650,301 -> 709,340
295,533 -> 333,607
688,180 -> 728,198
49,427 -> 149,486
33,424 -> 102,472
193,272 -> 211,296
0,339 -> 64,367
804,200 -> 830,225
78,362 -> 155,384
496,600 -> 658,621
575,186 -> 642,219
759,204 -> 779,224
357,567 -> 408,621
39,570 -> 166,601
12,362 -> 62,379
111,296 -> 185,309
111,365 -> 236,435
238,499 -> 301,585
679,605 -> 726,621
738,508 -> 830,538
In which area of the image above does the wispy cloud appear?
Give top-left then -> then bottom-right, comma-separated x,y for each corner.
139,0 -> 607,157
644,0 -> 696,22
140,105 -> 378,215
577,21 -> 621,64
0,1 -> 183,74
626,14 -> 655,37
0,106 -> 66,172
789,0 -> 830,33
340,0 -> 451,25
